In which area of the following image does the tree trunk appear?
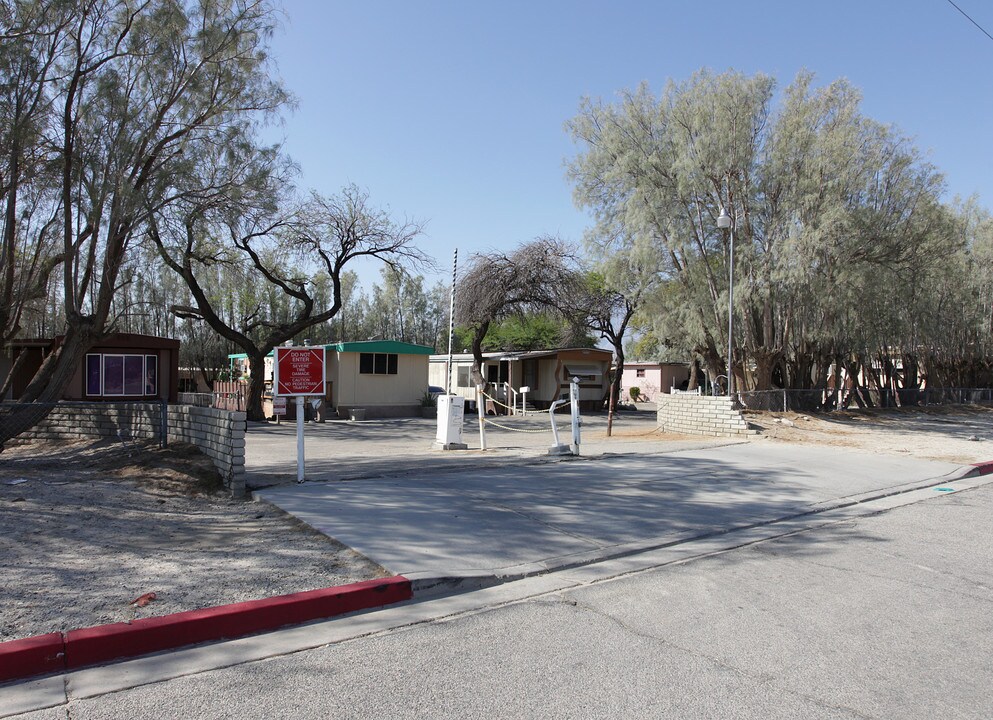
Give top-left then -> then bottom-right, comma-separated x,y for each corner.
610,341 -> 624,411
687,358 -> 702,392
470,320 -> 489,388
789,350 -> 814,391
245,349 -> 267,422
0,322 -> 100,449
750,348 -> 781,392
694,339 -> 723,393
0,348 -> 32,400
844,357 -> 869,409
902,353 -> 920,389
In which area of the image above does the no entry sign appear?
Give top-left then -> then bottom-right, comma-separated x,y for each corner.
274,347 -> 325,396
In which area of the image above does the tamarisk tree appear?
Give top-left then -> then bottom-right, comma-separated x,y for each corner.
150,183 -> 428,421
568,69 -> 954,394
455,237 -> 582,385
1,0 -> 291,446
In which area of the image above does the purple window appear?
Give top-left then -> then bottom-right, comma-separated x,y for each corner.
124,355 -> 144,395
86,354 -> 101,395
103,356 -> 124,395
144,355 -> 157,395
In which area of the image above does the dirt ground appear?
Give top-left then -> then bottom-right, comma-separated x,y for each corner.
0,440 -> 388,643
1,405 -> 991,644
745,405 -> 993,465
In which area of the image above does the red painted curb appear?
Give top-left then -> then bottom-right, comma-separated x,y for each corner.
64,576 -> 412,670
0,633 -> 65,683
0,576 -> 411,682
972,461 -> 993,476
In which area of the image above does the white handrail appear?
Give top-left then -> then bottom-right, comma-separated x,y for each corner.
502,382 -> 520,415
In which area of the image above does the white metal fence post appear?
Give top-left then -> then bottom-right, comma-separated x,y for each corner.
476,384 -> 487,450
570,377 -> 581,455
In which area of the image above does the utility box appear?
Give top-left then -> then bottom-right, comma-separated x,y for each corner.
434,394 -> 467,450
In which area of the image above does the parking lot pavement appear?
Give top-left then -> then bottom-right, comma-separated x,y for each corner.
255,439 -> 966,581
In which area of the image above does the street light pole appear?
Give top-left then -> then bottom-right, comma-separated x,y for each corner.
717,206 -> 734,397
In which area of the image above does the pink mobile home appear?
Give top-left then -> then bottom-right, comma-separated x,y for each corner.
619,361 -> 689,402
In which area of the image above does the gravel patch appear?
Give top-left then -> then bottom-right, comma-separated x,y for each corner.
746,405 -> 993,464
0,440 -> 388,643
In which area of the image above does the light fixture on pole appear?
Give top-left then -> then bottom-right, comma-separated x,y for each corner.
717,206 -> 734,397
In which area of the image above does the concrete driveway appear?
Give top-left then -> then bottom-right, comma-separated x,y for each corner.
243,411 -> 735,488
255,438 -> 968,584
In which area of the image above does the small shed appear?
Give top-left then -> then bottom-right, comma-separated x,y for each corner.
6,333 -> 180,403
326,340 -> 433,418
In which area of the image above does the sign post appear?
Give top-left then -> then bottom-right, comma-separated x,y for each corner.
273,396 -> 287,424
274,346 -> 325,483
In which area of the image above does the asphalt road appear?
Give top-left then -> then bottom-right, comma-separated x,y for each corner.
11,479 -> 993,719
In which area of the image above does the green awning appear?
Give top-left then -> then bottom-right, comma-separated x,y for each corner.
228,340 -> 435,361
332,340 -> 434,355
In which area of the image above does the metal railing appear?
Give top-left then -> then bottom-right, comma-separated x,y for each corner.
499,382 -> 533,415
177,389 -> 246,411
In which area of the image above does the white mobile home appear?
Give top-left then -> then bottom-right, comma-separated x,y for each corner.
429,348 -> 613,412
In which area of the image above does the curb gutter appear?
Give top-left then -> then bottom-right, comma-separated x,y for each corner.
0,576 -> 411,684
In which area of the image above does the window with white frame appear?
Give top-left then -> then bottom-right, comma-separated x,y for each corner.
564,365 -> 602,383
86,353 -> 158,397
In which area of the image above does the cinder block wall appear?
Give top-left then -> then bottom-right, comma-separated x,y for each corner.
13,404 -> 246,497
18,404 -> 164,443
656,394 -> 753,437
166,405 -> 247,497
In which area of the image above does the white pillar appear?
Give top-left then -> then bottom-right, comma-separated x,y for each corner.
476,384 -> 487,450
296,396 -> 305,483
570,377 -> 581,455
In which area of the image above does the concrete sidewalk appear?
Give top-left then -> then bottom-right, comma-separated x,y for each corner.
255,441 -> 968,590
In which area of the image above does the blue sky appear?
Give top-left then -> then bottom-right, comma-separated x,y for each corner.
267,1 -> 993,286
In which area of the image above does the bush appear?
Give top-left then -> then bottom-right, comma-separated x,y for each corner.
629,387 -> 641,402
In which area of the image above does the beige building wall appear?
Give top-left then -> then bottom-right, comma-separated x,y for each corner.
428,350 -> 610,409
334,352 -> 428,408
537,358 -> 559,403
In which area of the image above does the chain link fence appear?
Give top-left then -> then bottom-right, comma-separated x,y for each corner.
732,387 -> 993,413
